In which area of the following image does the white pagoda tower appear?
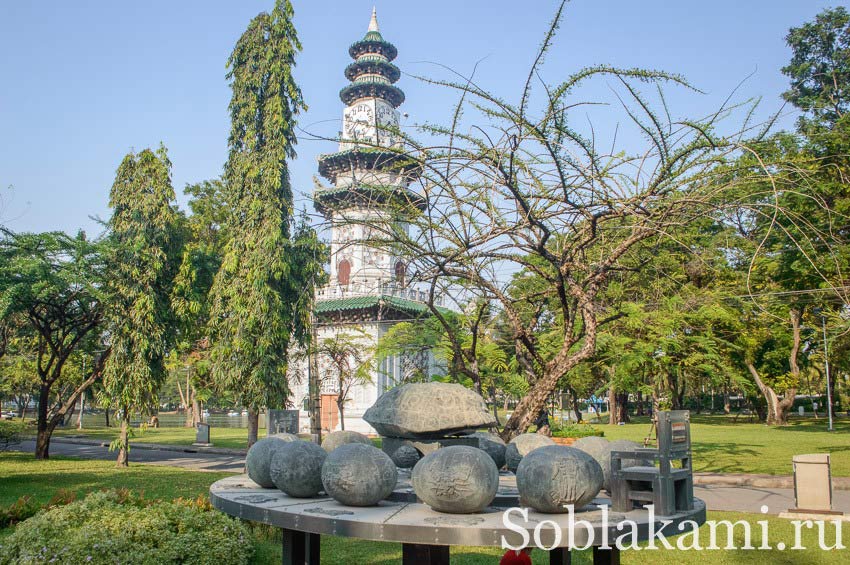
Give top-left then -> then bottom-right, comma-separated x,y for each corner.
289,9 -> 439,434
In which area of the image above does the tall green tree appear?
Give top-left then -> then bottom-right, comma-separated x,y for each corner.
208,0 -> 316,446
0,231 -> 107,458
171,179 -> 229,427
102,146 -> 182,466
782,6 -> 850,129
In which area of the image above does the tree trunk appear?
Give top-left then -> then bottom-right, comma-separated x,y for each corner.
569,388 -> 583,423
616,392 -> 630,423
608,385 -> 618,425
116,416 -> 129,467
338,400 -> 346,431
635,390 -> 645,416
34,383 -> 51,460
747,363 -> 796,426
191,396 -> 201,427
723,387 -> 731,414
247,410 -> 259,447
105,407 -> 111,427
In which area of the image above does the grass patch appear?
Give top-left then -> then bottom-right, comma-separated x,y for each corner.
51,424 -> 252,449
0,451 -> 229,507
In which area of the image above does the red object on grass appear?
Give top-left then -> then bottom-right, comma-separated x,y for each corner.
499,549 -> 532,565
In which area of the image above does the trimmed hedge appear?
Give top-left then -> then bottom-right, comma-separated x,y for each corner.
0,491 -> 253,565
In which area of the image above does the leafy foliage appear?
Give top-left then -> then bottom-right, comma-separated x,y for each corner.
209,1 -> 324,416
102,145 -> 182,463
0,491 -> 253,565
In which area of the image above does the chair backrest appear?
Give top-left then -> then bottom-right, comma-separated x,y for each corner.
655,410 -> 691,458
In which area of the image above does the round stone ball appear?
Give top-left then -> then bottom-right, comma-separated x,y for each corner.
470,432 -> 507,469
609,439 -> 643,468
321,430 -> 371,453
411,445 -> 499,514
505,433 -> 556,473
321,443 -> 398,506
270,440 -> 327,497
391,444 -> 421,468
573,436 -> 612,490
245,434 -> 299,488
516,445 -> 604,513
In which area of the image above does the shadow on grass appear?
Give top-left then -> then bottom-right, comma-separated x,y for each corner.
691,442 -> 760,473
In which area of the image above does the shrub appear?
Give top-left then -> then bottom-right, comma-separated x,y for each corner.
550,422 -> 605,438
0,420 -> 27,452
0,489 -> 77,528
0,490 -> 253,565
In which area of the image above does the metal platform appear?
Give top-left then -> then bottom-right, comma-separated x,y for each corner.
210,474 -> 706,564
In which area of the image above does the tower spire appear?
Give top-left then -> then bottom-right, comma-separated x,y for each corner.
368,7 -> 379,33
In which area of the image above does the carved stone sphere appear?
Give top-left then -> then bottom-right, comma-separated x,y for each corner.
516,445 -> 603,513
573,436 -> 612,490
609,439 -> 644,468
245,434 -> 299,488
391,444 -> 421,468
321,430 -> 372,453
505,433 -> 556,473
321,443 -> 398,506
270,440 -> 327,497
470,432 -> 507,469
411,445 -> 499,514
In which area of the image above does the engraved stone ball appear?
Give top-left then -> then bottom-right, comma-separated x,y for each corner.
270,440 -> 327,497
609,439 -> 644,469
245,433 -> 299,488
516,445 -> 604,513
391,444 -> 421,468
411,445 -> 499,514
321,430 -> 372,453
363,382 -> 497,439
573,436 -> 612,490
470,431 -> 507,469
321,443 -> 398,506
505,433 -> 556,473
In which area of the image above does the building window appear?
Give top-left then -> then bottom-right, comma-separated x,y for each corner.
338,259 -> 351,286
394,261 -> 406,288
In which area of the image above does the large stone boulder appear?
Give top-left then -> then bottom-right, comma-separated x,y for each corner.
470,431 -> 507,469
516,445 -> 603,513
270,440 -> 327,497
322,443 -> 398,506
505,433 -> 555,473
321,430 -> 372,453
363,382 -> 496,439
573,436 -> 612,490
411,445 -> 499,513
245,434 -> 299,488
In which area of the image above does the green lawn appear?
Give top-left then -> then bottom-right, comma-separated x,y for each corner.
591,414 -> 850,477
51,424 -> 253,450
2,451 -> 846,564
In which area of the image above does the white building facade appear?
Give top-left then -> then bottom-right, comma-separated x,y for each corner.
288,10 -> 440,434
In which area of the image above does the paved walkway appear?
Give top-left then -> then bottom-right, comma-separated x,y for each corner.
12,438 -> 850,516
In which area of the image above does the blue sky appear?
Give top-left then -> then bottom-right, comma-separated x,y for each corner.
0,1 -> 845,235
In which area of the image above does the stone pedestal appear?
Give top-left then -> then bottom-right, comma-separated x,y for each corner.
381,436 -> 479,459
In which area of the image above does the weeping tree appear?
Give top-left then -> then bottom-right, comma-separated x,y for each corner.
102,146 -> 182,466
208,0 -> 323,446
349,1 -> 776,440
